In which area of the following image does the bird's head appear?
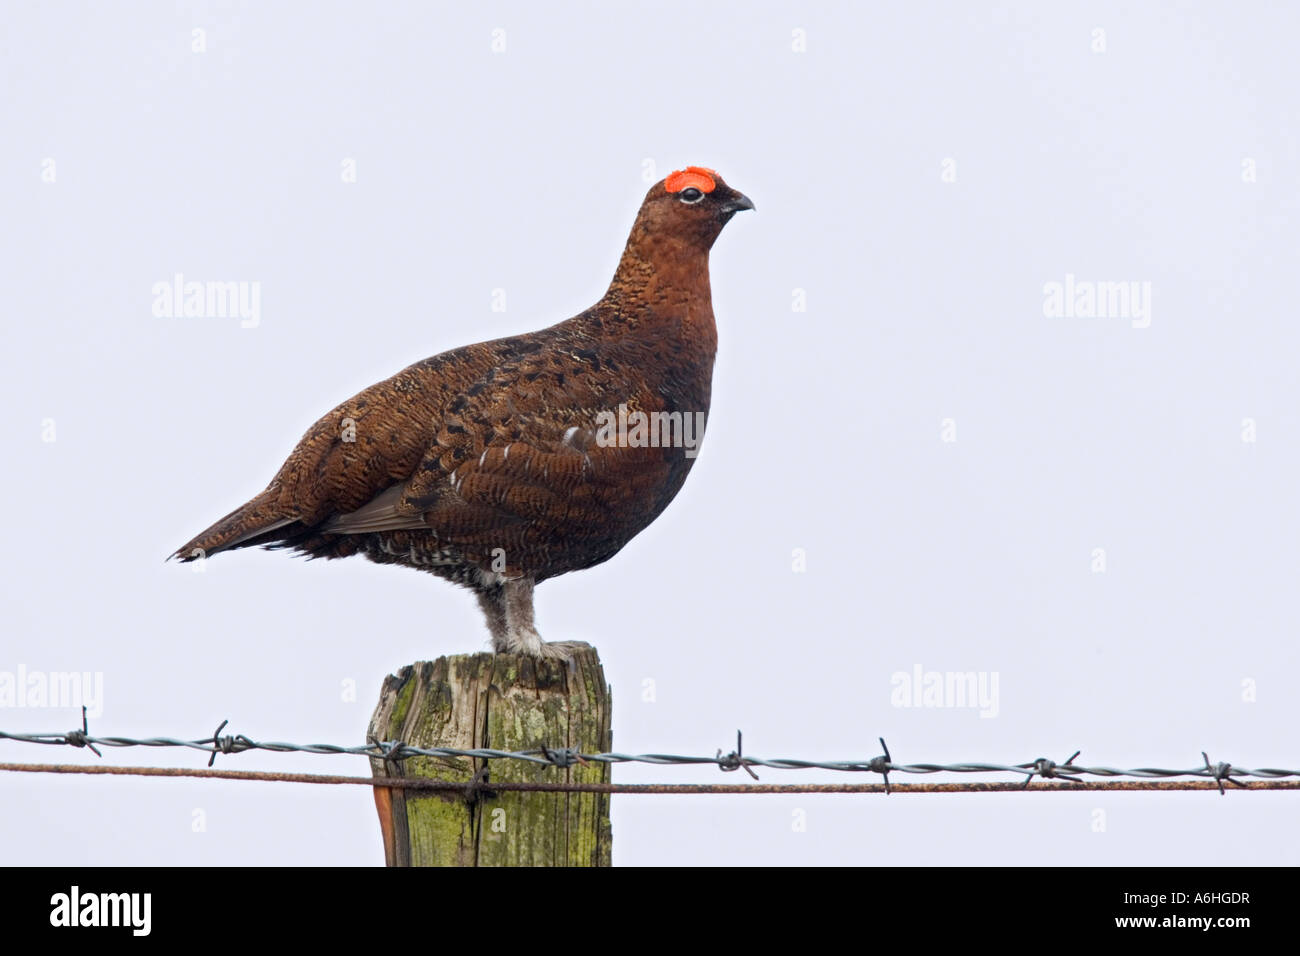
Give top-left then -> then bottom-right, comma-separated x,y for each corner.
635,166 -> 755,251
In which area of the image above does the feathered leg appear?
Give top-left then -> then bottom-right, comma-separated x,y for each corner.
498,578 -> 584,658
502,578 -> 544,656
476,585 -> 510,652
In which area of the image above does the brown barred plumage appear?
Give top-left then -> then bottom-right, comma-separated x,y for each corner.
172,168 -> 753,656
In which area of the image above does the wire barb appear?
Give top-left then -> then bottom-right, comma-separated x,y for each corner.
538,745 -> 584,769
63,706 -> 101,758
207,719 -> 254,767
1202,751 -> 1247,796
716,730 -> 760,780
373,739 -> 409,765
867,737 -> 893,793
1022,750 -> 1083,789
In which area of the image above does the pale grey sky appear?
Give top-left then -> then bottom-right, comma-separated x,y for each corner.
2,1 -> 1297,865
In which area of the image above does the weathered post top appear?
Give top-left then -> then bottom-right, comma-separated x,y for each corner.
368,645 -> 612,866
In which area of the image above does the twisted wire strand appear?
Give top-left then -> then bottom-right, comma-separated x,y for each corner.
0,716 -> 1293,791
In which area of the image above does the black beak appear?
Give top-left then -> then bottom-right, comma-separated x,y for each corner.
720,192 -> 755,215
719,191 -> 755,223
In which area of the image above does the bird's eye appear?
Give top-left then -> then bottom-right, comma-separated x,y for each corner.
678,187 -> 705,204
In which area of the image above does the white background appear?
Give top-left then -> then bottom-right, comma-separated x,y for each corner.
2,1 -> 1297,865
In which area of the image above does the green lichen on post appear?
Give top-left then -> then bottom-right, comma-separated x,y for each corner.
369,647 -> 612,867
368,658 -> 481,866
569,650 -> 613,866
402,783 -> 475,866
388,669 -> 418,730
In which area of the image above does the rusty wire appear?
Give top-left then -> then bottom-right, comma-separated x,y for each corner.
4,762 -> 1300,794
0,711 -> 1297,795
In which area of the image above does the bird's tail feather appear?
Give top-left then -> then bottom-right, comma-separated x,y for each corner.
171,494 -> 298,562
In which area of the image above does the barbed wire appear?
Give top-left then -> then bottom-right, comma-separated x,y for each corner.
1,711 -> 1296,795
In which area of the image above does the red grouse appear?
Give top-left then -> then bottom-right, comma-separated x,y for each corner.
173,166 -> 753,656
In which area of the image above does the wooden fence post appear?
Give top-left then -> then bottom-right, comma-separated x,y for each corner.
368,647 -> 612,866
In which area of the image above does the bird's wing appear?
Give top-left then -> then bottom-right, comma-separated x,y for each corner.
320,484 -> 424,534
262,338 -> 515,530
323,343 -> 685,546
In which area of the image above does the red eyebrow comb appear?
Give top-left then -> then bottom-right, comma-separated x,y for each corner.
665,166 -> 717,193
